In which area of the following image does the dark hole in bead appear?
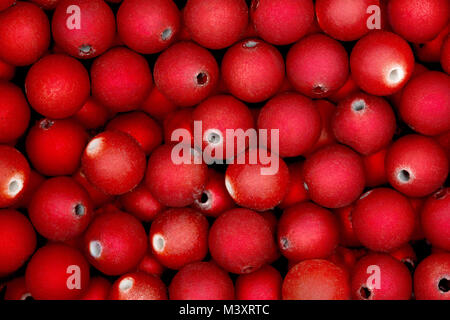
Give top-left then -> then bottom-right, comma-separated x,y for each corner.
161,28 -> 172,41
74,204 -> 86,217
312,85 -> 326,95
359,286 -> 372,300
197,72 -> 208,85
403,259 -> 415,273
40,119 -> 54,130
200,192 -> 209,204
352,100 -> 366,112
280,237 -> 289,250
439,278 -> 450,293
398,170 -> 410,182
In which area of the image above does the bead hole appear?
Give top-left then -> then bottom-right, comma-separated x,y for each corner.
352,100 -> 366,112
398,170 -> 410,183
359,286 -> 372,299
74,203 -> 85,217
161,28 -> 172,41
439,278 -> 450,293
196,72 -> 208,85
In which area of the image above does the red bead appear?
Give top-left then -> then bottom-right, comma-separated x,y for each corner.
154,41 -> 219,107
225,148 -> 290,211
140,85 -> 178,121
236,265 -> 282,300
0,58 -> 14,80
0,210 -> 36,276
26,118 -> 88,176
0,146 -> 30,208
350,31 -> 415,96
83,210 -> 148,275
184,0 -> 248,49
441,35 -> 450,74
117,0 -> 180,54
91,47 -> 153,113
316,0 -> 380,41
209,208 -> 277,274
29,177 -> 93,241
250,0 -> 314,45
4,277 -> 31,300
137,252 -> 165,278
193,94 -> 255,160
150,208 -> 209,269
169,262 -> 235,300
352,188 -> 415,252
0,2 -> 50,66
72,168 -> 113,209
119,182 -> 165,222
385,134 -> 448,197
29,0 -> 59,10
73,97 -> 110,130
388,0 -> 449,43
145,144 -> 208,207
163,108 -> 194,144
287,34 -> 349,98
52,0 -> 116,59
399,71 -> 450,136
26,243 -> 90,300
222,39 -> 285,103
414,25 -> 449,63
279,161 -> 309,209
389,244 -> 417,270
362,147 -> 388,187
278,202 -> 339,261
351,253 -> 412,300
258,92 -> 321,157
414,253 -> 450,300
79,277 -> 111,300
109,272 -> 167,300
303,144 -> 365,208
106,111 -> 163,155
333,204 -> 362,248
13,170 -> 45,209
25,54 -> 90,119
332,92 -> 396,155
0,0 -> 14,11
82,130 -> 147,195
0,81 -> 30,143
327,75 -> 360,104
421,188 -> 450,251
283,259 -> 350,300
192,169 -> 235,218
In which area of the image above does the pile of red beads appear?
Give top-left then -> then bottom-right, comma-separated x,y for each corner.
0,0 -> 449,301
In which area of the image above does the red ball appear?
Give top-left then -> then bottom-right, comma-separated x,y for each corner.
316,0 -> 380,41
0,210 -> 36,276
236,265 -> 282,300
0,146 -> 30,208
385,134 -> 448,197
25,54 -> 90,119
82,130 -> 147,195
184,0 -> 248,49
13,169 -> 45,209
145,144 -> 208,207
149,208 -> 209,269
0,81 -> 30,143
333,204 -> 361,247
119,182 -> 165,222
350,31 -> 415,96
287,34 -> 349,98
222,38 -> 285,103
441,35 -> 450,74
140,85 -> 177,121
352,188 -> 415,252
0,0 -> 14,11
351,253 -> 412,300
283,259 -> 350,300
106,111 -> 163,155
209,208 -> 277,274
192,94 -> 255,161
109,272 -> 167,300
26,243 -> 90,300
279,161 -> 309,209
137,252 -> 165,277
83,210 -> 148,275
399,71 -> 450,136
91,47 -> 153,112
29,177 -> 93,241
154,41 -> 219,107
414,253 -> 450,300
421,188 -> 450,251
79,277 -> 111,300
389,244 -> 417,270
304,100 -> 337,155
192,169 -> 235,218
414,25 -> 449,63
303,144 -> 365,208
250,0 -> 314,45
225,148 -> 290,211
117,0 -> 180,54
169,262 -> 235,300
332,92 -> 396,155
26,118 -> 88,176
0,58 -> 14,80
327,75 -> 360,104
258,92 -> 321,157
0,2 -> 50,66
72,168 -> 113,209
362,147 -> 388,187
29,0 -> 60,10
4,277 -> 31,300
52,0 -> 116,59
163,108 -> 194,144
278,202 -> 339,262
73,97 -> 110,130
388,0 -> 449,43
